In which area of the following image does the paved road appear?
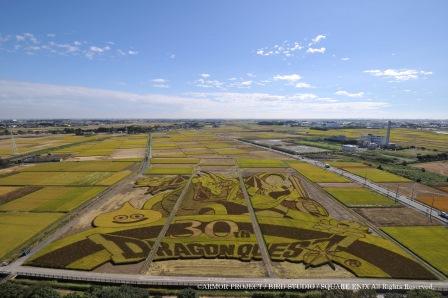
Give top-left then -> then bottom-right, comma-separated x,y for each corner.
238,139 -> 447,224
2,135 -> 447,286
1,266 -> 447,290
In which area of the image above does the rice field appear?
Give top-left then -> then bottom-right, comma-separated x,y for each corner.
324,186 -> 399,207
288,161 -> 349,182
0,212 -> 64,260
0,186 -> 106,212
344,167 -> 410,183
237,159 -> 287,168
22,161 -> 134,172
150,158 -> 199,164
381,226 -> 448,276
298,128 -> 448,151
0,135 -> 100,158
0,171 -> 121,186
145,167 -> 193,175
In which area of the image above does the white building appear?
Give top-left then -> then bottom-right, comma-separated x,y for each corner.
342,144 -> 358,153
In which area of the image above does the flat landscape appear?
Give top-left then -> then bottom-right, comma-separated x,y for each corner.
0,134 -> 147,261
0,127 -> 439,283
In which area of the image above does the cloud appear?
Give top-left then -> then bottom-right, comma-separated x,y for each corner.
273,74 -> 302,82
85,46 -> 110,59
306,47 -> 326,54
341,57 -> 350,61
152,78 -> 169,88
1,32 -> 138,60
194,74 -> 256,89
0,80 -> 391,119
335,90 -> 364,98
364,68 -> 433,81
256,41 -> 303,58
169,53 -> 176,59
295,82 -> 313,89
309,34 -> 326,46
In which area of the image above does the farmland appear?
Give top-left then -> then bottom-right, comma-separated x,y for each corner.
296,128 -> 448,151
0,212 -> 64,259
22,161 -> 134,172
0,186 -> 105,212
288,161 -> 349,182
0,134 -> 147,262
324,186 -> 399,207
381,226 -> 448,276
0,171 -> 128,186
1,128 -> 443,281
342,167 -> 410,183
237,159 -> 287,168
0,134 -> 101,158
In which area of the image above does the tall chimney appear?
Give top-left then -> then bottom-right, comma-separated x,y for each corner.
385,120 -> 391,146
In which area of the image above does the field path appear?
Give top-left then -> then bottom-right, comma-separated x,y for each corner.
236,168 -> 276,278
138,172 -> 194,274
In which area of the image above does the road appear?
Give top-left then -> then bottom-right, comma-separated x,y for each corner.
1,266 -> 447,290
2,133 -> 152,276
238,139 -> 448,224
2,134 -> 447,286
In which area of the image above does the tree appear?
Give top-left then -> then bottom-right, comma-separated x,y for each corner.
26,284 -> 61,298
407,289 -> 442,298
0,282 -> 27,298
178,288 -> 198,298
63,293 -> 84,298
86,285 -> 149,298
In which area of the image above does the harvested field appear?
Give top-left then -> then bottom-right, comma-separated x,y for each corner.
381,226 -> 448,276
0,186 -> 105,212
413,161 -> 448,176
353,207 -> 441,226
288,161 -> 349,183
0,186 -> 41,205
0,212 -> 64,259
324,187 -> 399,207
379,182 -> 448,207
438,186 -> 448,193
0,186 -> 20,196
416,196 -> 448,212
110,148 -> 146,160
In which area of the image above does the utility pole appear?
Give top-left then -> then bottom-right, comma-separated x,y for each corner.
410,182 -> 416,201
395,183 -> 400,203
429,195 -> 435,222
10,125 -> 18,156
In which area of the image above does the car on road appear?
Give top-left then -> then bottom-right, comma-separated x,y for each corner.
439,211 -> 448,220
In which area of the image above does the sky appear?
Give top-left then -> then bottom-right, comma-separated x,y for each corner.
0,0 -> 447,119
